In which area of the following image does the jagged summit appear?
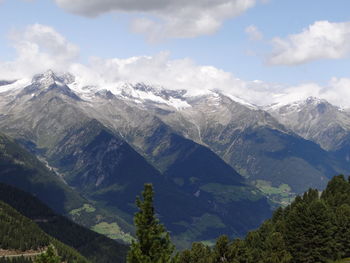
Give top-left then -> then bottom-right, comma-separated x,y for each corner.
265,96 -> 338,113
305,96 -> 327,104
11,70 -> 81,101
267,96 -> 350,151
2,71 -> 261,111
32,70 -> 75,86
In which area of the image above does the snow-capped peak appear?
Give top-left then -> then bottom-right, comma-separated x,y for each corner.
305,96 -> 329,105
116,83 -> 192,109
265,96 -> 333,112
220,92 -> 258,109
32,70 -> 75,87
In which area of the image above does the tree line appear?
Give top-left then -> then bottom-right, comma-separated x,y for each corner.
128,175 -> 350,263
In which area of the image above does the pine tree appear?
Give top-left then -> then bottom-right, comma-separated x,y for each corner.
212,235 -> 230,262
261,232 -> 291,263
285,198 -> 335,263
127,184 -> 175,263
334,204 -> 350,258
227,239 -> 252,263
34,244 -> 61,263
177,243 -> 212,263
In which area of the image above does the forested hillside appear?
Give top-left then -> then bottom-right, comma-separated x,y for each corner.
176,175 -> 350,263
0,183 -> 128,263
0,200 -> 88,263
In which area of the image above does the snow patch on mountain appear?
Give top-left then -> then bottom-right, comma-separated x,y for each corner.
265,96 -> 343,112
222,92 -> 258,109
0,78 -> 31,94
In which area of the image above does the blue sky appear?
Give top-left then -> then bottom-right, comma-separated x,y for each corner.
1,0 -> 350,106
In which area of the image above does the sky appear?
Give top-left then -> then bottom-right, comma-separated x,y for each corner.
0,0 -> 350,107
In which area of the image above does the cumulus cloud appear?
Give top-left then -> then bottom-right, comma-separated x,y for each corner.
0,24 -> 79,79
268,21 -> 350,65
261,78 -> 350,109
245,25 -> 263,41
54,0 -> 258,40
70,51 -> 249,97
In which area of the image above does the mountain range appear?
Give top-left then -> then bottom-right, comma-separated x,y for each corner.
0,70 -> 349,246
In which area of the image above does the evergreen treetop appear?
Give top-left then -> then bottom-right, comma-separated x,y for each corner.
127,184 -> 175,263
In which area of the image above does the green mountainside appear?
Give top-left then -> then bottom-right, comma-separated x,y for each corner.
0,132 -> 85,214
175,175 -> 350,263
0,183 -> 128,263
47,118 -> 271,247
0,125 -> 270,249
0,131 -> 134,243
0,200 -> 88,263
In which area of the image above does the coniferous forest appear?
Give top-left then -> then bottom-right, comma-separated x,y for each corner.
1,175 -> 350,262
129,175 -> 350,263
0,183 -> 127,263
0,200 -> 88,263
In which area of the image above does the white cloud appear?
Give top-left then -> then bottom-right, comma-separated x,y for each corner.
0,24 -> 79,79
54,0 -> 258,40
268,21 -> 350,65
321,78 -> 350,108
2,24 -> 350,109
245,25 -> 263,41
70,51 -> 248,97
262,78 -> 350,109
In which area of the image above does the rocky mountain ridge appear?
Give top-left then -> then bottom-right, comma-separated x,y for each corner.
0,71 -> 273,247
1,70 -> 350,245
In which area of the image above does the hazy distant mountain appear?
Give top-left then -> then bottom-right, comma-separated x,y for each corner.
267,97 -> 350,174
267,97 -> 350,151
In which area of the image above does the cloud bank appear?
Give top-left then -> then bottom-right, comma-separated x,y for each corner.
0,24 -> 79,79
54,0 -> 258,40
269,21 -> 350,65
2,24 -> 350,108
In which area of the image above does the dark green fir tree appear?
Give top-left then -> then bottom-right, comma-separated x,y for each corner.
127,184 -> 175,263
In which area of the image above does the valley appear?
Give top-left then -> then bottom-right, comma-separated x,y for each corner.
1,70 -> 350,261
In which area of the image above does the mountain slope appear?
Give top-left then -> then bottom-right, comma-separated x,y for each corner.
48,117 -> 271,246
177,175 -> 350,263
0,72 -> 272,245
0,131 -> 133,243
267,97 -> 350,151
0,132 -> 85,214
267,97 -> 350,179
0,183 -> 128,263
0,199 -> 89,263
151,92 -> 344,194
